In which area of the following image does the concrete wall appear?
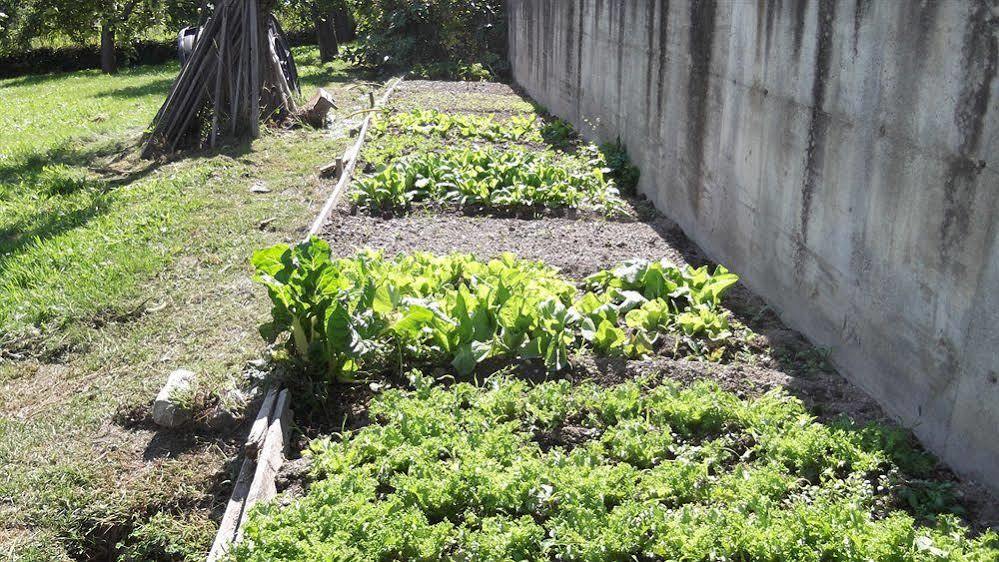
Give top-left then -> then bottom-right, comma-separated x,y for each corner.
508,0 -> 998,489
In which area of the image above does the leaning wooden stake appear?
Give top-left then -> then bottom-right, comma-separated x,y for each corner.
308,75 -> 406,239
143,0 -> 297,158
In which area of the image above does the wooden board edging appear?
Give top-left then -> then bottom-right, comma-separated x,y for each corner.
305,74 -> 406,240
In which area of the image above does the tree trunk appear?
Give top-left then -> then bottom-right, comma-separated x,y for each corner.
345,9 -> 357,41
333,8 -> 355,43
315,12 -> 339,62
100,21 -> 118,74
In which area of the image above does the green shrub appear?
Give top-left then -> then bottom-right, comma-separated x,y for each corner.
540,118 -> 576,148
598,139 -> 641,195
344,0 -> 506,77
234,376 -> 997,561
251,242 -> 740,382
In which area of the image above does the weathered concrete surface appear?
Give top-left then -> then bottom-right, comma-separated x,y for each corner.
508,0 -> 998,490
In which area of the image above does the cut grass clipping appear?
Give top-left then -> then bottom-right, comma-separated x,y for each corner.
352,147 -> 622,214
234,374 -> 998,561
252,239 -> 738,382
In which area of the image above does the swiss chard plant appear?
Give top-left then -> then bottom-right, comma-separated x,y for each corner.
253,241 -> 743,382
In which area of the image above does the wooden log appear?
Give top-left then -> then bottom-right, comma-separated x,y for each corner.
206,457 -> 255,562
299,88 -> 337,128
244,386 -> 278,457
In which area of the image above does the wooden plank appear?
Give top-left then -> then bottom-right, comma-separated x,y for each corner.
235,389 -> 292,542
244,386 -> 278,457
306,75 -> 406,239
207,389 -> 292,561
206,457 -> 255,562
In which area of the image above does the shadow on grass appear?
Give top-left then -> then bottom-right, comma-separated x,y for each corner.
298,65 -> 380,91
0,62 -> 179,89
0,137 -> 252,278
93,77 -> 176,99
0,142 -> 153,271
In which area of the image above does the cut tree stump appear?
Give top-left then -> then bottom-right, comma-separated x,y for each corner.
298,88 -> 337,128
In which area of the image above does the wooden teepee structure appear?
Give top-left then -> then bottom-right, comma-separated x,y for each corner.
142,0 -> 299,158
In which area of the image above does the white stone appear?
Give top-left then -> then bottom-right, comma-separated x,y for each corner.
152,369 -> 197,428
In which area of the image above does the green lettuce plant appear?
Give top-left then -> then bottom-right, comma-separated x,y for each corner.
352,147 -> 622,214
234,375 -> 996,562
252,242 -> 742,381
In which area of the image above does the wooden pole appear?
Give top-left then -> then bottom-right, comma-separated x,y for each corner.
210,9 -> 228,148
248,0 -> 260,139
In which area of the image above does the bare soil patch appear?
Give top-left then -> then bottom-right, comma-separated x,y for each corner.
322,207 -> 686,279
389,79 -> 537,116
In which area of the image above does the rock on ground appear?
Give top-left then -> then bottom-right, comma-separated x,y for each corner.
152,369 -> 197,428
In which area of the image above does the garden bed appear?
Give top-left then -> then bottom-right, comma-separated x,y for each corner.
236,79 -> 998,560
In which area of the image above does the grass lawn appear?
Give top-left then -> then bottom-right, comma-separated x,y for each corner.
0,47 -> 377,560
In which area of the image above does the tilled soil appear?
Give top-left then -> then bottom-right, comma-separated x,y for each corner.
319,202 -> 888,425
398,80 -> 520,96
322,208 -> 693,279
312,208 -> 999,531
388,79 -> 537,116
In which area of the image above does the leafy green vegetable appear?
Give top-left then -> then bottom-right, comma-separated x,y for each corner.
374,109 -> 541,143
352,146 -> 622,214
584,258 -> 739,355
252,242 -> 742,381
234,376 -> 997,562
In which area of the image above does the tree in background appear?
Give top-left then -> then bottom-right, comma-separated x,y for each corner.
0,0 -> 201,73
277,0 -> 354,62
346,0 -> 505,72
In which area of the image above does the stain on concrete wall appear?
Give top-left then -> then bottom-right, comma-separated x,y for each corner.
508,0 -> 999,492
